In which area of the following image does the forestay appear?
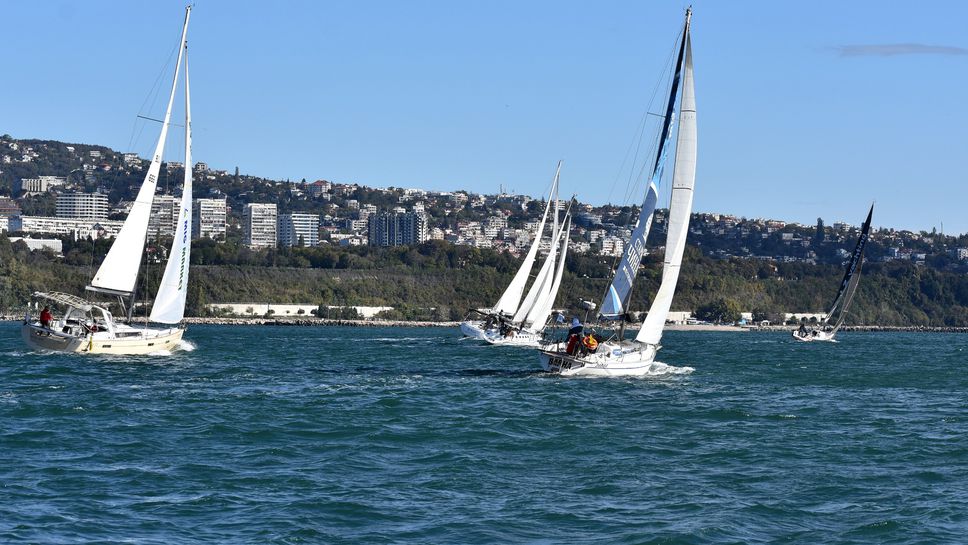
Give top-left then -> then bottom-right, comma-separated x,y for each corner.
599,26 -> 688,320
490,163 -> 560,317
150,52 -> 194,324
823,205 -> 873,332
89,8 -> 191,296
637,20 -> 697,346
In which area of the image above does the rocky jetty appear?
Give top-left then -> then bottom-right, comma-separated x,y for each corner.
182,317 -> 459,328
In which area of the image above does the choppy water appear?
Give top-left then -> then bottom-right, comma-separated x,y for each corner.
1,322 -> 966,544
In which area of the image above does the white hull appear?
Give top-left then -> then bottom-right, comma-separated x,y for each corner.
538,341 -> 671,377
459,320 -> 491,340
792,330 -> 837,343
482,329 -> 544,347
22,322 -> 185,355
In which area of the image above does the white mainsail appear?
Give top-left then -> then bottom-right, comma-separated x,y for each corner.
637,24 -> 697,346
523,213 -> 571,330
89,7 -> 191,296
491,163 -> 560,317
150,50 -> 193,324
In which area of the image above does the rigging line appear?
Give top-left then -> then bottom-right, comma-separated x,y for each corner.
603,26 -> 682,208
126,42 -> 179,156
137,115 -> 186,128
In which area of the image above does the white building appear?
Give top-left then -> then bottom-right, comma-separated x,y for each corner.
8,237 -> 63,255
17,176 -> 67,196
600,235 -> 625,257
148,195 -> 178,239
278,213 -> 320,247
193,198 -> 227,240
243,203 -> 277,248
56,192 -> 109,219
9,216 -> 123,239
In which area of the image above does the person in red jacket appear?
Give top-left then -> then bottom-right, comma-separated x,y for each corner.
39,306 -> 53,329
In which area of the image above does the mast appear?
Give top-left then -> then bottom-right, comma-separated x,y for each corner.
636,8 -> 697,346
490,163 -> 561,317
823,204 -> 873,333
598,9 -> 690,320
150,39 -> 194,324
88,5 -> 191,297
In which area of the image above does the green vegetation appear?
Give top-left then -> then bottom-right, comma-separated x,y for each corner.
3,234 -> 968,326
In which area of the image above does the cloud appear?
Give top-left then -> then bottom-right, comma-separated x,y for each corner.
833,43 -> 968,57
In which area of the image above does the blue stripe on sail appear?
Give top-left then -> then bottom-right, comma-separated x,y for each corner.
600,285 -> 625,319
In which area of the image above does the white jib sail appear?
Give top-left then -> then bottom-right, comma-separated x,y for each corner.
150,50 -> 193,324
513,217 -> 562,325
491,162 -> 560,316
89,7 -> 191,295
523,214 -> 570,331
637,28 -> 696,346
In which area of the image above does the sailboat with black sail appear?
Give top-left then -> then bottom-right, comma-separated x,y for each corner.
539,7 -> 697,376
793,204 -> 874,342
22,6 -> 195,355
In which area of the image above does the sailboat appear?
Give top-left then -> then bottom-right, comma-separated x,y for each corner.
482,209 -> 572,347
539,7 -> 697,376
793,204 -> 874,342
459,163 -> 565,345
22,6 -> 195,355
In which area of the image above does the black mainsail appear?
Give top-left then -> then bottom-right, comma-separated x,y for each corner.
822,204 -> 874,333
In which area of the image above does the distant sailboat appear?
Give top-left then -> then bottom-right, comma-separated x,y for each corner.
539,7 -> 697,376
459,164 -> 566,346
793,204 -> 874,342
22,6 -> 195,354
482,209 -> 572,347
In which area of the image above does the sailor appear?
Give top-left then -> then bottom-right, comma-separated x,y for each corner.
40,306 -> 53,329
797,322 -> 807,337
568,317 -> 583,337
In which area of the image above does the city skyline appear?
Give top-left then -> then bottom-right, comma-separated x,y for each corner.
2,1 -> 966,234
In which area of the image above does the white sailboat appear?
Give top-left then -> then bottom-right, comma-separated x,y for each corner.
459,163 -> 564,344
481,210 -> 572,347
539,8 -> 697,376
793,205 -> 873,342
22,6 -> 195,355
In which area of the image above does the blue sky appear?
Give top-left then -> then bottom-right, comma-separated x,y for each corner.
3,1 -> 966,233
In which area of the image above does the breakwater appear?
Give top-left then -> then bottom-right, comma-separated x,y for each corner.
4,314 -> 968,332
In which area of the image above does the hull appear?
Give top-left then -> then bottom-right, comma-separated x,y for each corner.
792,330 -> 837,343
482,329 -> 544,347
538,341 -> 662,377
459,320 -> 491,340
22,323 -> 185,355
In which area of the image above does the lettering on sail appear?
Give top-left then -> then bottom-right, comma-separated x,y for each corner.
622,238 -> 646,286
177,208 -> 189,290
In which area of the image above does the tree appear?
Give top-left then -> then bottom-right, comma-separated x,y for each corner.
814,217 -> 825,245
695,297 -> 742,324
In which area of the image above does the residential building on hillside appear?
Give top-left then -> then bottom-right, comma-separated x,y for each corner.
368,210 -> 428,247
17,176 -> 67,197
56,192 -> 109,219
148,195 -> 178,239
0,196 -> 22,217
192,198 -> 227,240
243,203 -> 277,248
278,213 -> 320,247
9,216 -> 123,239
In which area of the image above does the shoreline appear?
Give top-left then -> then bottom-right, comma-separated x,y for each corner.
3,316 -> 968,333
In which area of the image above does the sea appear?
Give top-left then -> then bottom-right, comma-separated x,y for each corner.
1,322 -> 965,544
